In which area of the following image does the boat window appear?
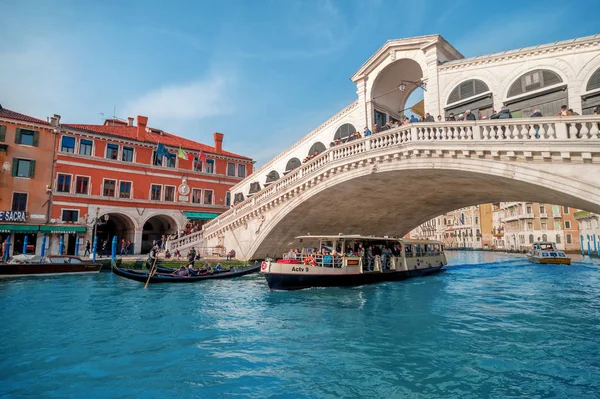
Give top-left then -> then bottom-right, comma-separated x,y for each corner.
69,258 -> 83,264
49,257 -> 68,264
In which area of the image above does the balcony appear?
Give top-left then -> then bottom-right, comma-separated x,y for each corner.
504,213 -> 535,223
539,212 -> 548,218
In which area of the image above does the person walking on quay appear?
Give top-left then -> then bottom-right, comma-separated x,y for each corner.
120,239 -> 126,256
101,239 -> 108,257
126,240 -> 132,255
84,240 -> 91,256
188,247 -> 197,267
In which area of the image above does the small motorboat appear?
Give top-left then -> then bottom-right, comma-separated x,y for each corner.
112,264 -> 260,283
527,242 -> 571,265
0,255 -> 102,278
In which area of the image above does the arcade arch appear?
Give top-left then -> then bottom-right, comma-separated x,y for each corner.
96,213 -> 136,253
141,214 -> 178,253
582,67 -> 600,114
505,69 -> 566,117
333,123 -> 357,141
307,142 -> 326,156
445,79 -> 493,118
285,157 -> 301,172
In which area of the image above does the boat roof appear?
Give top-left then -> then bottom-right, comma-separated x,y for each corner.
295,235 -> 442,245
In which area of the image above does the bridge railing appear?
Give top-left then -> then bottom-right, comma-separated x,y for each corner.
166,230 -> 204,252
203,116 -> 600,233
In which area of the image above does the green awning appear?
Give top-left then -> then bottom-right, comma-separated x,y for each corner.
39,226 -> 87,234
184,211 -> 219,220
0,224 -> 40,233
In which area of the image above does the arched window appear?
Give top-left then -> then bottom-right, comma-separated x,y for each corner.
234,193 -> 245,203
507,69 -> 563,98
248,182 -> 261,194
333,124 -> 357,140
529,234 -> 534,244
506,69 -> 566,117
285,158 -> 301,172
265,170 -> 280,184
307,142 -> 326,156
542,234 -> 548,242
556,234 -> 561,244
447,79 -> 489,104
586,67 -> 600,92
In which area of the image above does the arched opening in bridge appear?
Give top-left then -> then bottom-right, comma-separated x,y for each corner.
142,215 -> 178,253
285,157 -> 301,173
333,124 -> 357,141
445,79 -> 493,119
582,67 -> 600,115
505,69 -> 566,117
96,213 -> 136,254
371,58 -> 423,126
265,170 -> 280,185
307,142 -> 326,157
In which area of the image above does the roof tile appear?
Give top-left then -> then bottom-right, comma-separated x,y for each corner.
0,106 -> 51,126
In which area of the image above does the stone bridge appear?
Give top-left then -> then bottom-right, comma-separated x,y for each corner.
168,116 -> 600,260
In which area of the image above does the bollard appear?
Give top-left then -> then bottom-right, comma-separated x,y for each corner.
41,235 -> 46,257
23,235 -> 28,255
59,235 -> 64,255
594,234 -> 598,256
92,236 -> 98,263
75,237 -> 80,257
4,235 -> 11,262
111,236 -> 117,263
580,235 -> 584,256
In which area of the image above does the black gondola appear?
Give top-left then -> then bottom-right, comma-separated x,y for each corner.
112,264 -> 260,283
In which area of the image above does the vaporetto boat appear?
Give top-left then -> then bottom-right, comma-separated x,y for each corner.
260,235 -> 447,290
527,241 -> 571,265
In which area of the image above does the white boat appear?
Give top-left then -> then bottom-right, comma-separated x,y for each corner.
527,242 -> 571,265
260,234 -> 448,290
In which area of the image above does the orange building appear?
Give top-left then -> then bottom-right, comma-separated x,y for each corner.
48,115 -> 253,255
0,105 -> 59,257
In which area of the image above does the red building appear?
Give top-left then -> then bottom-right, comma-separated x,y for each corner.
49,115 -> 253,255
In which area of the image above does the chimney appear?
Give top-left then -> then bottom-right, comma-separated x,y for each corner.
127,117 -> 134,126
136,115 -> 148,142
50,114 -> 61,127
213,132 -> 224,154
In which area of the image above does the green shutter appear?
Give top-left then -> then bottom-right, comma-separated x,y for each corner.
0,125 -> 6,142
32,131 -> 39,147
15,128 -> 22,144
11,158 -> 17,177
29,160 -> 35,178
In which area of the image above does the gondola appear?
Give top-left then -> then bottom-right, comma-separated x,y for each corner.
112,264 -> 260,283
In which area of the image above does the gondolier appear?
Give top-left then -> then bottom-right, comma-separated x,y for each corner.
147,245 -> 158,268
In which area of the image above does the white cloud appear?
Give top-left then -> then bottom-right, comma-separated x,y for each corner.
125,73 -> 235,121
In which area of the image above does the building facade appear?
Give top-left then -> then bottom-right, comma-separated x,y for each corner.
574,211 -> 600,255
0,105 -> 58,258
230,34 -> 600,200
47,115 -> 253,255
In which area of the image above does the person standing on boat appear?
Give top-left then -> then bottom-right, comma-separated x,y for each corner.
188,247 -> 197,266
366,247 -> 375,271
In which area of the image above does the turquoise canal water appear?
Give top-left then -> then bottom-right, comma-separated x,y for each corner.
1,252 -> 600,398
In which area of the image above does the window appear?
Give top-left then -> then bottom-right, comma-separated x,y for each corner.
166,154 -> 176,168
193,157 -> 202,172
204,189 -> 213,205
164,186 -> 175,201
542,234 -> 548,241
563,206 -> 569,214
62,209 -> 79,223
103,179 -> 116,197
0,124 -> 6,142
564,220 -> 571,229
56,174 -> 72,193
192,189 -> 202,204
507,70 -> 563,97
11,193 -> 27,212
152,151 -> 163,166
529,234 -> 534,244
227,163 -> 236,176
205,159 -> 215,174
75,176 -> 89,194
106,143 -> 119,160
540,205 -> 546,214
556,235 -> 561,244
16,129 -> 38,146
333,123 -> 358,140
119,181 -> 132,199
447,79 -> 490,104
226,192 -> 231,207
566,234 -> 572,244
12,159 -> 35,178
79,139 -> 93,156
475,216 -> 479,225
554,220 -> 561,230
526,205 -> 532,213
527,222 -> 533,231
60,136 -> 75,153
541,221 -> 547,230
151,185 -> 162,201
122,146 -> 134,162
237,164 -> 246,178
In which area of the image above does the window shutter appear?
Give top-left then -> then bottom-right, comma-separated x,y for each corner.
32,131 -> 39,147
15,128 -> 22,144
0,125 -> 6,142
29,160 -> 36,178
587,68 -> 600,92
12,158 -> 17,177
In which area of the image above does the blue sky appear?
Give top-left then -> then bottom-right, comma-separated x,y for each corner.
1,0 -> 597,166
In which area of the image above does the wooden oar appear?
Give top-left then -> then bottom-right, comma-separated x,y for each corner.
144,256 -> 159,289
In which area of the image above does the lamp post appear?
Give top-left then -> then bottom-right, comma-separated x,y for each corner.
88,207 -> 108,262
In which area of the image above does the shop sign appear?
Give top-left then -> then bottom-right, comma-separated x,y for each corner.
0,211 -> 27,222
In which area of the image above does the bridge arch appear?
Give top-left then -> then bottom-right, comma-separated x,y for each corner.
238,157 -> 600,260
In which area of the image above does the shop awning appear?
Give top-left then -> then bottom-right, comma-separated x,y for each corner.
0,224 -> 40,233
39,225 -> 87,234
184,212 -> 219,220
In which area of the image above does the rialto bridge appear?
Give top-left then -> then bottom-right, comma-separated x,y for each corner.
168,34 -> 600,260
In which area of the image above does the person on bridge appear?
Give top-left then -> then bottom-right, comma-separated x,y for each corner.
464,110 -> 476,120
226,249 -> 236,260
530,109 -> 543,138
424,113 -> 434,122
409,115 -> 419,123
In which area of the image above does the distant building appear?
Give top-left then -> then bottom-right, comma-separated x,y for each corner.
574,211 -> 600,255
0,105 -> 57,257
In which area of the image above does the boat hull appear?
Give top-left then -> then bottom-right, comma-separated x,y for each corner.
112,265 -> 260,283
527,256 -> 571,265
264,266 -> 444,290
0,263 -> 101,278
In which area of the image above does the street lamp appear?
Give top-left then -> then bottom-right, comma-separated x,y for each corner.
398,79 -> 427,92
87,207 -> 108,262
